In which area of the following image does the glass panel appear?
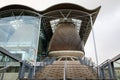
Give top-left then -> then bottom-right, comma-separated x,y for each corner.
0,52 -> 20,80
113,59 -> 120,80
0,10 -> 40,62
50,19 -> 60,33
72,18 -> 82,33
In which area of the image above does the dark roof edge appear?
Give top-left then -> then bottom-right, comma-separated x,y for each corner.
0,3 -> 101,15
40,3 -> 101,14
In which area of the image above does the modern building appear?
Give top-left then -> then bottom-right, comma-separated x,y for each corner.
0,3 -> 120,80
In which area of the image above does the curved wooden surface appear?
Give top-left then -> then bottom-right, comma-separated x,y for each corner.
49,50 -> 84,57
48,22 -> 83,52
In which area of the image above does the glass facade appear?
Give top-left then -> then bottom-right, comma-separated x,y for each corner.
0,10 -> 41,62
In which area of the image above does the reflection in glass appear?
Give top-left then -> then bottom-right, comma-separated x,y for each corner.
0,10 -> 40,62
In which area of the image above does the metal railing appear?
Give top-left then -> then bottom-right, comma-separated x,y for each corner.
35,57 -> 56,73
0,65 -> 12,80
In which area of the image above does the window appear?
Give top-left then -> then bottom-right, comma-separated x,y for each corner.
50,18 -> 82,33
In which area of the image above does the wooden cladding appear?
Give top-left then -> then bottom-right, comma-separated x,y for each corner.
48,22 -> 82,51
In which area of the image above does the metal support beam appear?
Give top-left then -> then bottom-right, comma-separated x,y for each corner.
18,61 -> 34,79
89,14 -> 99,78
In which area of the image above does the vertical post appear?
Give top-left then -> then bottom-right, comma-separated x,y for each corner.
63,61 -> 67,80
111,62 -> 117,79
33,15 -> 42,76
89,14 -> 99,78
18,62 -> 25,79
108,62 -> 115,79
28,66 -> 34,79
99,67 -> 105,79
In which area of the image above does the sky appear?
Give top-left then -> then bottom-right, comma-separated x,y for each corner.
0,0 -> 120,64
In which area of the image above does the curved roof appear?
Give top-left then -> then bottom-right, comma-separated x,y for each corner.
0,3 -> 101,45
40,3 -> 100,14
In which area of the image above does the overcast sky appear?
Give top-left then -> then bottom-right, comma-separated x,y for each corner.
0,0 -> 120,64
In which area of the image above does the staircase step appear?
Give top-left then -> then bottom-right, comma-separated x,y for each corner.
35,61 -> 97,79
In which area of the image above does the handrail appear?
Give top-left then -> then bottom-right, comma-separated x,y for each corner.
0,65 -> 11,72
0,47 -> 22,63
98,59 -> 110,67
